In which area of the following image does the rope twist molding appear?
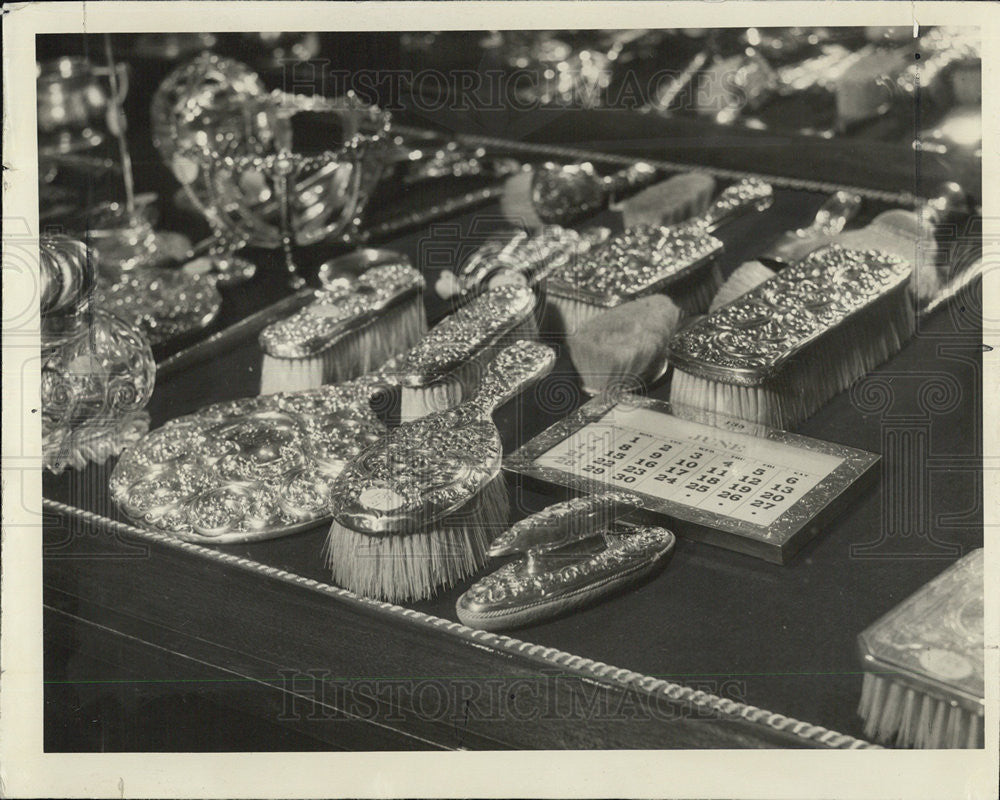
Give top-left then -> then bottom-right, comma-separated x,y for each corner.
394,124 -> 920,208
43,496 -> 879,749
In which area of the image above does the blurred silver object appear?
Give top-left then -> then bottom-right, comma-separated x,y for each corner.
916,106 -> 981,157
84,192 -> 192,280
648,45 -> 779,126
241,32 -> 321,69
127,32 -> 218,61
497,31 -> 616,108
389,139 -> 522,184
774,44 -> 860,94
896,27 -> 981,101
531,161 -> 658,224
37,54 -> 130,198
94,267 -> 222,346
316,247 -> 411,286
152,52 -> 269,285
707,50 -> 780,126
435,225 -> 611,301
37,56 -> 128,157
39,235 -> 156,474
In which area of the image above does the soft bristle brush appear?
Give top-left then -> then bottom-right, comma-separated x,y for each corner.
612,171 -> 717,228
383,284 -> 539,420
325,340 -> 557,602
709,190 -> 863,311
857,549 -> 983,748
546,178 -> 773,336
258,252 -> 426,395
565,294 -> 682,395
669,244 -> 915,429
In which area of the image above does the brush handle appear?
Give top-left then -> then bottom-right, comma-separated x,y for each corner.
532,161 -> 657,225
471,340 -> 556,416
758,190 -> 863,267
600,162 -> 659,203
689,178 -> 774,233
799,191 -> 864,238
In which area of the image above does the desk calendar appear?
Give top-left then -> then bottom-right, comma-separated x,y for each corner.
505,395 -> 879,563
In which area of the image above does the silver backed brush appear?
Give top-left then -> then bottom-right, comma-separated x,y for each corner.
258,251 -> 426,395
858,549 -> 983,748
382,284 -> 540,420
669,244 -> 914,429
546,178 -> 774,334
326,340 -> 557,602
709,190 -> 863,311
457,492 -> 675,630
712,183 -> 970,313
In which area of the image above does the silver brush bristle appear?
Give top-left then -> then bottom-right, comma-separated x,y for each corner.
325,474 -> 508,602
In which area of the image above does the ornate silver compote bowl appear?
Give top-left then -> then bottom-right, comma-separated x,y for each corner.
154,54 -> 392,289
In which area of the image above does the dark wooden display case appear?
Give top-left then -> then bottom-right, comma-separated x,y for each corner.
41,44 -> 983,750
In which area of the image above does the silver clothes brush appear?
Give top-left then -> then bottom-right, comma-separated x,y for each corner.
669,244 -> 915,429
546,178 -> 774,336
457,492 -> 675,630
382,284 -> 539,420
858,549 -> 983,749
325,340 -> 556,602
440,171 -> 716,302
258,250 -> 426,395
709,190 -> 863,311
712,184 -> 968,312
833,182 -> 969,305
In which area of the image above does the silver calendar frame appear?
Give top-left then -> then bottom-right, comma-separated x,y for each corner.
504,394 -> 880,564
